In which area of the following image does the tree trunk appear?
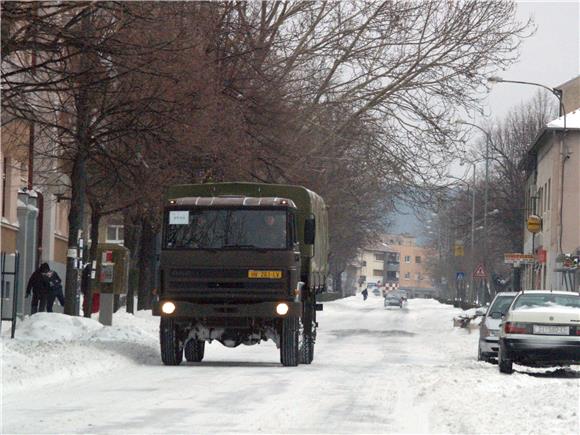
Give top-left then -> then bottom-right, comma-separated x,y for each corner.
64,156 -> 87,315
123,211 -> 141,314
137,217 -> 155,311
63,11 -> 91,316
83,207 -> 100,317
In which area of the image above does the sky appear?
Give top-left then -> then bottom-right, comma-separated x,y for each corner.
485,1 -> 579,121
392,1 -> 579,238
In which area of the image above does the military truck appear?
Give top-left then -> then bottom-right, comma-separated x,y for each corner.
153,182 -> 329,366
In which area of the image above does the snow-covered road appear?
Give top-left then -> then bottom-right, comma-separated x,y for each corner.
2,297 -> 579,434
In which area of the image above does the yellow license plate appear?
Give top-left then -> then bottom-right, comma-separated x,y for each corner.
248,270 -> 282,279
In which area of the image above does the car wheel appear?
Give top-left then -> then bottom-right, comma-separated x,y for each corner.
498,346 -> 513,374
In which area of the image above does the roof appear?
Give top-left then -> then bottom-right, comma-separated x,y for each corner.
521,109 -> 580,171
546,109 -> 580,129
169,196 -> 297,209
517,290 -> 579,295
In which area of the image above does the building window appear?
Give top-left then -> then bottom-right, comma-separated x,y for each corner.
106,225 -> 124,244
547,178 -> 551,210
362,260 -> 367,267
415,256 -> 421,263
2,158 -> 7,217
416,273 -> 422,280
373,269 -> 383,277
404,272 -> 411,279
404,255 -> 411,263
374,253 -> 384,261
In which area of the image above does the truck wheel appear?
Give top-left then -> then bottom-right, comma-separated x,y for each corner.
300,333 -> 315,364
299,304 -> 315,364
280,317 -> 299,367
160,318 -> 183,366
184,339 -> 205,362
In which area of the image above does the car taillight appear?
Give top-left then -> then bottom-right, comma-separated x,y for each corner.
504,322 -> 528,334
575,328 -> 580,336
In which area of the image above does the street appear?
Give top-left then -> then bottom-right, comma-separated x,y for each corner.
2,297 -> 578,434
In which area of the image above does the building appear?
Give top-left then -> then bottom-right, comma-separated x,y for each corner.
521,109 -> 580,290
521,76 -> 580,291
1,117 -> 70,317
352,233 -> 436,298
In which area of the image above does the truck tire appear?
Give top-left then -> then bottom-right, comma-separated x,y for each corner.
280,316 -> 299,367
184,339 -> 205,362
160,318 -> 183,366
300,304 -> 315,364
300,333 -> 315,364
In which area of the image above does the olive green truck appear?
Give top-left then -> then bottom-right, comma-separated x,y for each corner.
153,182 -> 329,366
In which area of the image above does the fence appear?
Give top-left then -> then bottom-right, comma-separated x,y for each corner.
1,252 -> 20,338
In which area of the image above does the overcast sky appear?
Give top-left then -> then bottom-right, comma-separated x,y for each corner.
485,1 -> 579,121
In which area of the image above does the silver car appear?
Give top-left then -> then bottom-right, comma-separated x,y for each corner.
478,292 -> 517,362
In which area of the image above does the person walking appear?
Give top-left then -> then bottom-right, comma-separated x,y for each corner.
361,287 -> 369,301
26,263 -> 51,314
46,269 -> 65,312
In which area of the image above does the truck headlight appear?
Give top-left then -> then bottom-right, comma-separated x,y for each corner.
161,301 -> 176,314
276,302 -> 289,316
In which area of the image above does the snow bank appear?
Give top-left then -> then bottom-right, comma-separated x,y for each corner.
1,310 -> 159,395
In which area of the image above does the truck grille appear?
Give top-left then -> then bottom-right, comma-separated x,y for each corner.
166,268 -> 287,300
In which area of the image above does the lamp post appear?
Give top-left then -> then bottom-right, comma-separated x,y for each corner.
488,76 -> 568,257
456,120 -> 494,303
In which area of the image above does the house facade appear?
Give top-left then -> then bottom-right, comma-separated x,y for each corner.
520,76 -> 580,292
352,233 -> 436,297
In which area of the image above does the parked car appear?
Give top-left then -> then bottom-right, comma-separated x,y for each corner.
498,290 -> 580,374
371,288 -> 381,297
478,292 -> 517,362
384,294 -> 403,309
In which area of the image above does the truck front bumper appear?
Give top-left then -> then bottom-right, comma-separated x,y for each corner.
152,300 -> 302,319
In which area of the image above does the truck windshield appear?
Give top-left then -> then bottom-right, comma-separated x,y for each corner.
165,209 -> 288,250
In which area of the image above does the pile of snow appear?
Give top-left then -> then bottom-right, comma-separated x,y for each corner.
1,310 -> 159,394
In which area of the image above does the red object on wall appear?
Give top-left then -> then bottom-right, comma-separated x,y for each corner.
536,248 -> 547,264
92,293 -> 100,313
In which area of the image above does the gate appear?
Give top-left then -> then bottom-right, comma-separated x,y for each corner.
1,252 -> 20,338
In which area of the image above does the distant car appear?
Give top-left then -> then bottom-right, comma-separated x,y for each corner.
384,294 -> 403,308
372,288 -> 381,296
478,292 -> 517,362
498,290 -> 580,374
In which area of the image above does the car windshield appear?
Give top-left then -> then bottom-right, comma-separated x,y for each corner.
512,293 -> 580,310
488,295 -> 515,315
165,209 -> 288,249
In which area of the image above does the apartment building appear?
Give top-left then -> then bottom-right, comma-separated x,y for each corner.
1,117 -> 70,316
352,233 -> 436,297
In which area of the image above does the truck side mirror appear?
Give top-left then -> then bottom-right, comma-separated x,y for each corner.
304,217 -> 316,245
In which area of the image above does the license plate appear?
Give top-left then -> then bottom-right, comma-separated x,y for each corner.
248,270 -> 282,279
533,325 -> 569,335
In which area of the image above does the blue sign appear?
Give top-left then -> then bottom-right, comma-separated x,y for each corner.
456,272 -> 465,280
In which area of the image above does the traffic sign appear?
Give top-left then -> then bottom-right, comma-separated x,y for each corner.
456,272 -> 465,281
454,245 -> 464,257
504,253 -> 535,264
473,263 -> 486,278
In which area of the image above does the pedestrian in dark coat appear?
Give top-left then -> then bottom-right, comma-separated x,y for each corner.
362,288 -> 369,301
26,263 -> 51,314
46,270 -> 65,312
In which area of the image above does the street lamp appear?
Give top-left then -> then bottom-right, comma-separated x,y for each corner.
488,76 -> 568,256
487,76 -> 565,117
455,120 -> 493,260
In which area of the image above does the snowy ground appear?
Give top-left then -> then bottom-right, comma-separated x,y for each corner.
2,296 -> 579,434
